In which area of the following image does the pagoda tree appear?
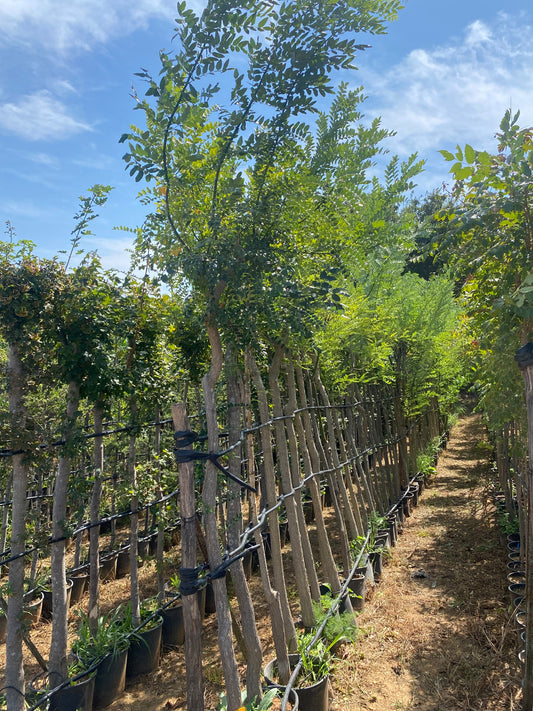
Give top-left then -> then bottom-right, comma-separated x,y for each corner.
47,250 -> 124,676
0,242 -> 61,711
435,109 -> 533,707
120,1 -> 404,707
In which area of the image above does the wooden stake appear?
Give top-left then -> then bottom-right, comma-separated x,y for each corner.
172,403 -> 204,711
515,343 -> 533,710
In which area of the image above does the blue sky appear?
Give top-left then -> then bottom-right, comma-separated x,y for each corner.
1,0 -> 532,271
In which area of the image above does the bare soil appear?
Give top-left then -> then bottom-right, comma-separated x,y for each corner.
1,414 -> 523,710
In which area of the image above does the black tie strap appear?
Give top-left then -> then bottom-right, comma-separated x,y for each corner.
173,430 -> 256,493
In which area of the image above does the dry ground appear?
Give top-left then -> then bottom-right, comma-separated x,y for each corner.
1,414 -> 523,710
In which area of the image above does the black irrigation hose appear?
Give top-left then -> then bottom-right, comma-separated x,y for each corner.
0,415 -> 416,568
0,397 -> 410,459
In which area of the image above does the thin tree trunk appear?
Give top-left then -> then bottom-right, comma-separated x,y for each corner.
88,404 -> 104,637
173,403 -> 204,711
516,344 -> 533,710
129,395 -> 140,627
49,379 -> 80,681
284,360 -> 320,601
312,364 -> 357,567
0,471 -> 13,555
249,353 -> 297,650
269,347 -> 314,629
395,396 -> 410,490
245,350 -> 290,685
225,350 -> 263,702
294,364 -> 340,592
5,343 -> 27,711
202,321 -> 241,711
155,407 -> 165,606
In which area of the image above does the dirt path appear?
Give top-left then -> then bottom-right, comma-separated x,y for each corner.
331,415 -> 522,711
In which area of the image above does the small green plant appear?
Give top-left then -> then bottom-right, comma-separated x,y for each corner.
296,630 -> 333,685
218,687 -> 284,711
122,599 -> 161,632
312,594 -> 358,648
24,567 -> 51,595
497,511 -> 520,535
369,511 -> 387,534
350,535 -> 367,564
71,606 -> 130,666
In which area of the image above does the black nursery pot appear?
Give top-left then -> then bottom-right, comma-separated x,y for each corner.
126,617 -> 163,678
116,549 -> 131,579
30,670 -> 95,711
69,573 -> 88,606
369,550 -> 383,581
98,553 -> 118,582
347,574 -> 366,611
264,654 -> 327,711
42,579 -> 73,620
409,482 -> 420,507
387,516 -> 398,546
162,602 -> 184,648
92,648 -> 128,710
23,591 -> 44,626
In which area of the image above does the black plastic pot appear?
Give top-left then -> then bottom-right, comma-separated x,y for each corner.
137,539 -> 150,558
42,578 -> 73,620
279,520 -> 289,548
415,474 -> 425,495
264,654 -> 328,711
409,482 -> 420,507
205,581 -> 216,615
69,573 -> 88,606
29,670 -> 95,711
509,582 -> 526,602
126,617 -> 163,678
515,609 -> 526,632
116,549 -> 130,579
161,602 -> 184,648
347,574 -> 366,611
507,571 -> 526,586
92,648 -> 128,709
507,560 -> 525,573
387,516 -> 397,546
99,554 -> 118,582
402,492 -> 415,517
375,530 -> 391,552
22,590 -> 44,626
369,550 -> 383,582
149,533 -> 159,556
303,500 -> 314,524
395,502 -> 405,526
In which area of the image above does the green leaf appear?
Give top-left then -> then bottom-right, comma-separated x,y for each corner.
439,149 -> 455,162
455,145 -> 463,162
464,144 -> 475,164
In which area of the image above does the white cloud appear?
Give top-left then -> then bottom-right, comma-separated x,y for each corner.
0,91 -> 92,141
359,12 -> 533,184
465,20 -> 492,47
30,152 -> 59,167
0,199 -> 49,219
0,0 -> 182,54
